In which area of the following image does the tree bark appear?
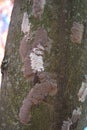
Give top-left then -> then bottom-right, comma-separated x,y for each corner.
1,0 -> 87,130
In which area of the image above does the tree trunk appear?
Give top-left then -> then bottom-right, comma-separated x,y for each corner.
1,0 -> 87,130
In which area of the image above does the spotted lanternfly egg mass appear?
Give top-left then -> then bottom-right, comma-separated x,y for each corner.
29,48 -> 44,73
19,34 -> 31,62
19,78 -> 57,124
21,12 -> 31,34
78,82 -> 87,102
32,0 -> 46,19
70,22 -> 84,44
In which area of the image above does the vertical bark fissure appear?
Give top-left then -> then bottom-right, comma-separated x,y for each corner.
52,1 -> 71,130
52,1 -> 79,130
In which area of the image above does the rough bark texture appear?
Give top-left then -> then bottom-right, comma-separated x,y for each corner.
1,0 -> 87,130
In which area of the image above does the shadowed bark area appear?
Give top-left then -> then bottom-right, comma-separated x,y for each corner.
52,1 -> 87,130
1,0 -> 87,130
